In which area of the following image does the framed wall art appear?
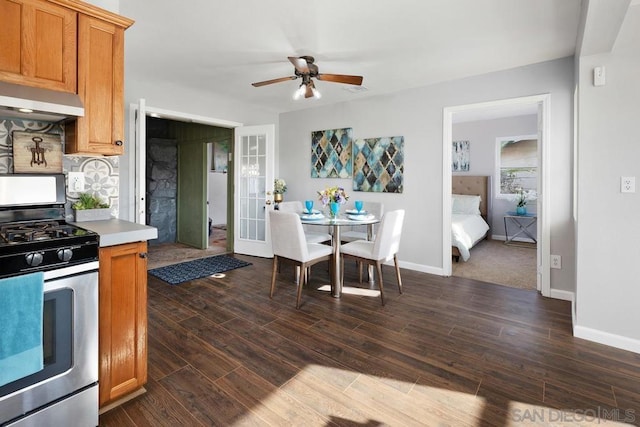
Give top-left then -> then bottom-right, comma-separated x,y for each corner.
452,140 -> 470,172
352,136 -> 404,193
12,131 -> 63,173
210,141 -> 229,172
311,127 -> 352,178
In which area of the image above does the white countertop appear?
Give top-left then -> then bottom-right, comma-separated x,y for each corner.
71,219 -> 158,247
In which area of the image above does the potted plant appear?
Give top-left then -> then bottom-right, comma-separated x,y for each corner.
513,188 -> 536,215
273,178 -> 287,203
72,192 -> 111,222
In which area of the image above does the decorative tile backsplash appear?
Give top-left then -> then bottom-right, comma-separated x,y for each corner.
0,118 -> 119,219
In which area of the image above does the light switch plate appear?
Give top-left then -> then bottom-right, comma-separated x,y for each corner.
594,66 -> 606,86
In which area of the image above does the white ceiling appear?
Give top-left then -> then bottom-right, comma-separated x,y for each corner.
119,0 -> 583,115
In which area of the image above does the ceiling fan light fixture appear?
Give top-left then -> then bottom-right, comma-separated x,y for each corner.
293,84 -> 305,100
254,56 -> 362,100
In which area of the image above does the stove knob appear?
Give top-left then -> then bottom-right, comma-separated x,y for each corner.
25,252 -> 43,267
57,248 -> 73,262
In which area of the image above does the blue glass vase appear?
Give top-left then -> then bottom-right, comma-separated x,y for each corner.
329,201 -> 340,218
516,206 -> 527,215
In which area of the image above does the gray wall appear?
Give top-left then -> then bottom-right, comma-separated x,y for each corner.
575,5 -> 640,350
452,114 -> 538,235
279,57 -> 574,293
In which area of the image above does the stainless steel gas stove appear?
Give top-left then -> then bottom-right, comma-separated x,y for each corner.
0,174 -> 100,427
0,218 -> 99,278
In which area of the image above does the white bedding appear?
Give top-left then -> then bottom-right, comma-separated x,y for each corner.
452,213 -> 490,261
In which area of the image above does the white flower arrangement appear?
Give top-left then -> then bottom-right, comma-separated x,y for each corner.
513,189 -> 537,207
274,178 -> 287,194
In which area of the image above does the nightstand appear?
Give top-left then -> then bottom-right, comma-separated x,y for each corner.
504,212 -> 537,245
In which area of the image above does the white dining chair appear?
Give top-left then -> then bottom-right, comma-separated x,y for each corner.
341,201 -> 384,243
340,209 -> 405,305
277,201 -> 332,244
269,210 -> 333,308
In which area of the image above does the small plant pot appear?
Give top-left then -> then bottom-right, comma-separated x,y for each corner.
74,208 -> 111,222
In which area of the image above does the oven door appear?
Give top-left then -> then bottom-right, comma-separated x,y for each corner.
0,262 -> 98,426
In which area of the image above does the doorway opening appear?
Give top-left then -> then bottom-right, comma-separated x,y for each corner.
142,116 -> 231,269
443,94 -> 551,296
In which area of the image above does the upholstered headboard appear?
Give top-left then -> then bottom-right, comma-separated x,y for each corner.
452,175 -> 491,222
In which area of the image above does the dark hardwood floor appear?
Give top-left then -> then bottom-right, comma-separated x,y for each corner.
100,255 -> 640,426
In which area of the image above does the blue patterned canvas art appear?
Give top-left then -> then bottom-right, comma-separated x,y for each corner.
352,136 -> 404,193
311,128 -> 352,178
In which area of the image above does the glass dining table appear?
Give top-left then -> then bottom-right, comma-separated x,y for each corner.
300,212 -> 380,298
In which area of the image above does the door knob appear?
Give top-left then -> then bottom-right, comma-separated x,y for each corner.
139,252 -> 147,259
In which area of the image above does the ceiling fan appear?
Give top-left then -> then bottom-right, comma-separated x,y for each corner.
251,56 -> 363,99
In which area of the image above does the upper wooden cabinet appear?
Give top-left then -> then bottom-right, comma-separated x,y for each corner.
0,0 -> 77,93
0,0 -> 133,156
65,14 -> 125,155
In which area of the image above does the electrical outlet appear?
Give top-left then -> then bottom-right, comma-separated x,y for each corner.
621,176 -> 635,193
68,172 -> 85,192
551,255 -> 562,269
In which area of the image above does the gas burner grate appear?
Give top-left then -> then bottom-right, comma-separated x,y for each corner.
0,221 -> 72,244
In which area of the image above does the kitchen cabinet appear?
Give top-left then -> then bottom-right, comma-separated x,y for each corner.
65,14 -> 127,155
0,0 -> 77,93
98,241 -> 148,407
0,0 -> 134,156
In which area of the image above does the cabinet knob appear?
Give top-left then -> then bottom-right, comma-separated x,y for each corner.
114,140 -> 123,146
139,252 -> 147,259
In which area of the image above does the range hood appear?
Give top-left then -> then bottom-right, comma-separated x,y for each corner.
0,81 -> 84,122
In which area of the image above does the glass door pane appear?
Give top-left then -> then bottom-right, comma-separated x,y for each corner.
239,134 -> 266,242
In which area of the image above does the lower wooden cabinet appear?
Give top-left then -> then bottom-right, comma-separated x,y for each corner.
98,241 -> 148,407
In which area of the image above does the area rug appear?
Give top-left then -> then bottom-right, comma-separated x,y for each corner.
148,255 -> 251,285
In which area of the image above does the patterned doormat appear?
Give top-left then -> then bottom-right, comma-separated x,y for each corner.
148,255 -> 251,285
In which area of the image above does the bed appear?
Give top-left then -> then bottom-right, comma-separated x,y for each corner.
451,176 -> 491,262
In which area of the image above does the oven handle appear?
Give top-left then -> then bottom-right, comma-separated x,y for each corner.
42,261 -> 100,281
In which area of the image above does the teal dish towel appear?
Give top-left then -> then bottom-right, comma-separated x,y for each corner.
0,272 -> 44,387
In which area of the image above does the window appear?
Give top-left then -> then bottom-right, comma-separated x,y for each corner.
496,134 -> 537,196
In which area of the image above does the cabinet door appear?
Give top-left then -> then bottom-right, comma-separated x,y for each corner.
0,0 -> 77,92
67,14 -> 124,155
99,241 -> 148,407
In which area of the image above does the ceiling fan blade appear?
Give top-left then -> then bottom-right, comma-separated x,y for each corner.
316,74 -> 363,85
288,56 -> 310,74
251,76 -> 297,87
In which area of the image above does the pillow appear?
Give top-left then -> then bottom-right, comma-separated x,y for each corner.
452,194 -> 481,215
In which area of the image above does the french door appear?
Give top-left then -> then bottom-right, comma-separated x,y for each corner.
233,124 -> 275,257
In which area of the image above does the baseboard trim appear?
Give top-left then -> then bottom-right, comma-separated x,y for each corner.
395,260 -> 443,276
549,289 -> 574,302
573,325 -> 640,354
